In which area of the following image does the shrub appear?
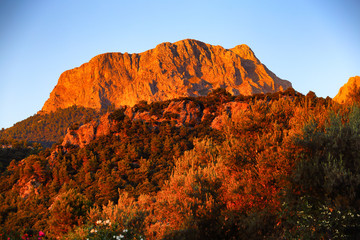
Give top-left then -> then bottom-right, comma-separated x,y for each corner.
282,106 -> 360,239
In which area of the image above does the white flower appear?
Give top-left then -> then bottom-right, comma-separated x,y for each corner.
123,229 -> 128,233
90,229 -> 96,233
120,234 -> 124,238
96,220 -> 102,225
105,219 -> 111,225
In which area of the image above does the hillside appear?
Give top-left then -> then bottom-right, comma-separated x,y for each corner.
41,39 -> 291,113
0,138 -> 42,172
0,106 -> 100,147
3,89 -> 360,239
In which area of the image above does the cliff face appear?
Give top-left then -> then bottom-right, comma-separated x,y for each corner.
41,39 -> 291,113
62,112 -> 116,148
333,76 -> 360,104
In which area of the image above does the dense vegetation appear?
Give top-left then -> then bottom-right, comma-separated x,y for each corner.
0,106 -> 100,147
0,138 -> 42,173
0,89 -> 359,239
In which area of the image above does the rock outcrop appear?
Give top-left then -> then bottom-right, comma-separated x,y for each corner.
163,100 -> 203,126
60,99 -> 249,148
62,113 -> 115,148
41,39 -> 291,113
211,102 -> 249,130
333,76 -> 360,104
16,176 -> 41,199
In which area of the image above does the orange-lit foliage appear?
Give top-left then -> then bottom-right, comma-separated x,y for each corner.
280,105 -> 360,238
1,89 -> 350,239
220,98 -> 297,213
143,96 -> 332,239
146,139 -> 224,239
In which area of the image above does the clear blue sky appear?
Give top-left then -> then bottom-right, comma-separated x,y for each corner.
0,0 -> 359,129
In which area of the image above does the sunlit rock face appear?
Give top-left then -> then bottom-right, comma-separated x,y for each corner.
333,76 -> 360,104
60,100 -> 250,148
41,39 -> 291,113
61,113 -> 115,148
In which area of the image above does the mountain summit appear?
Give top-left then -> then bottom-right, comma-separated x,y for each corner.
333,76 -> 360,104
41,39 -> 291,112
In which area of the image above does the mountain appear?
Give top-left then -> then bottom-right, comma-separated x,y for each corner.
41,39 -> 291,113
333,76 -> 360,104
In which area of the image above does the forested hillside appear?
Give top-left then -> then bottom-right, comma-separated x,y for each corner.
0,138 -> 42,173
0,106 -> 100,147
0,89 -> 359,239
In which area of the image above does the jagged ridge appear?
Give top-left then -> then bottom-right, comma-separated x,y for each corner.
41,39 -> 291,113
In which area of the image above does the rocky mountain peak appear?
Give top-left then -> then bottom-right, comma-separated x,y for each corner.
230,44 -> 258,62
41,39 -> 291,113
333,76 -> 360,104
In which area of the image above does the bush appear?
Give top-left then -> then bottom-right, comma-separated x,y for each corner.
282,106 -> 360,239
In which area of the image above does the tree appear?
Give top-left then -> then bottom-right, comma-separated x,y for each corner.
48,189 -> 90,237
282,106 -> 360,239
